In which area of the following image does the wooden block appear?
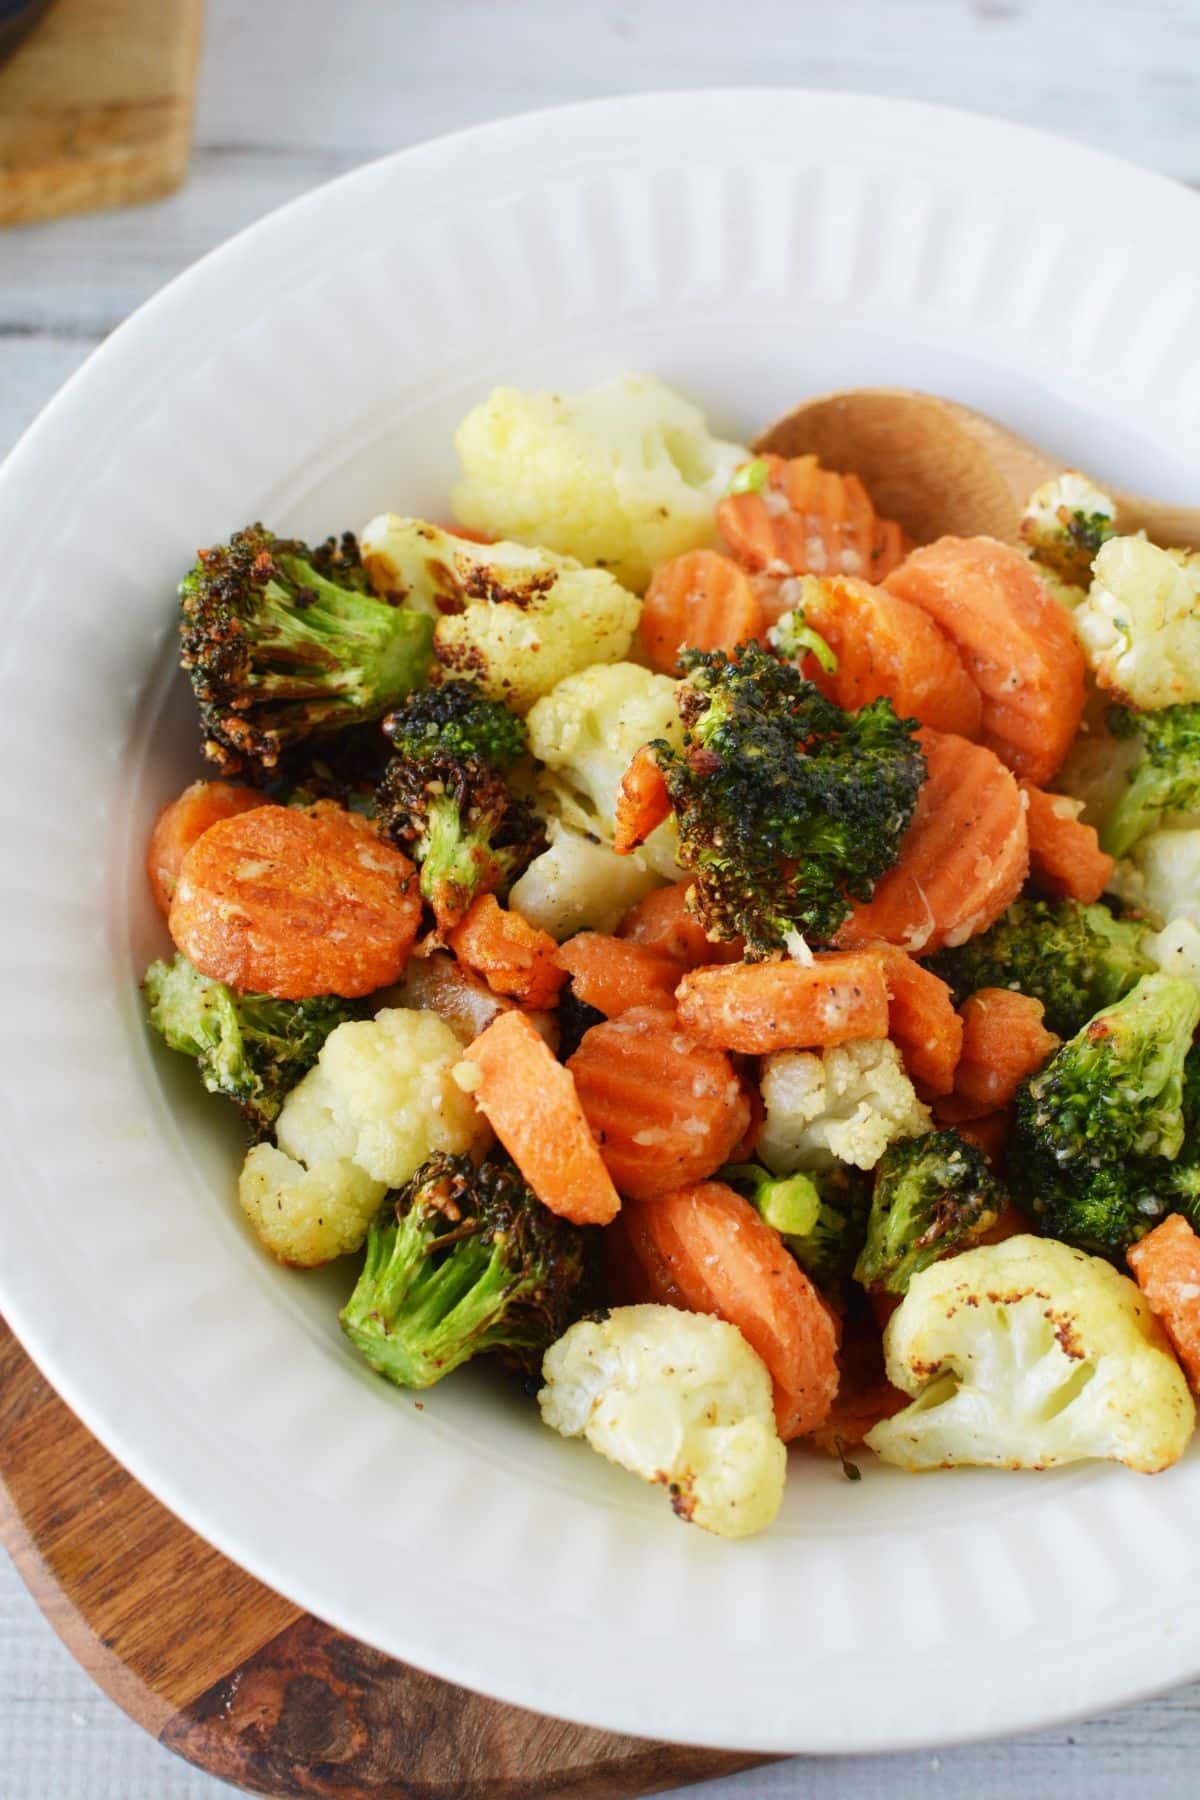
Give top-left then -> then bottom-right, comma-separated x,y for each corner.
0,0 -> 204,227
0,1319 -> 769,1797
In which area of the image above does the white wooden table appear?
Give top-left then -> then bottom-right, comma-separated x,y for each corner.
4,2 -> 1200,1794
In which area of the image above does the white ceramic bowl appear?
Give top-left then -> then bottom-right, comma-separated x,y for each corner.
3,92 -> 1200,1756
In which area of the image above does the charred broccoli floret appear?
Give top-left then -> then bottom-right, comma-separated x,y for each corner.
722,1160 -> 870,1288
375,681 -> 546,931
1011,974 -> 1200,1259
853,1130 -> 1004,1295
928,897 -> 1153,1038
652,643 -> 925,955
1101,702 -> 1200,857
144,953 -> 356,1135
340,1152 -> 586,1388
179,525 -> 433,781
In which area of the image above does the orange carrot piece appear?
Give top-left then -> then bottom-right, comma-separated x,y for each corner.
675,952 -> 889,1054
836,729 -> 1028,956
466,1011 -> 620,1226
617,880 -> 744,966
147,779 -> 263,918
874,947 -> 963,1098
612,745 -> 672,855
639,548 -> 767,673
786,573 -> 983,739
1128,1214 -> 1200,1392
884,536 -> 1086,785
566,1006 -> 751,1201
975,1201 -> 1033,1244
603,1212 -> 687,1308
942,988 -> 1059,1120
718,454 -> 912,584
940,1107 -> 1014,1167
804,1307 -> 906,1457
556,933 -> 683,1018
1021,783 -> 1115,904
448,895 -> 566,1011
169,804 -> 421,999
621,1182 -> 840,1439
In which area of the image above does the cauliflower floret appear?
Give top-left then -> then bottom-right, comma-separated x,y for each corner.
866,1235 -> 1194,1473
358,518 -> 639,713
1145,916 -> 1200,994
238,1144 -> 385,1267
275,1007 -> 488,1188
452,373 -> 749,593
1074,536 -> 1200,710
758,1039 -> 932,1174
538,1304 -> 786,1538
1117,828 -> 1200,930
508,818 -> 663,940
526,662 -> 684,879
1020,470 -> 1116,595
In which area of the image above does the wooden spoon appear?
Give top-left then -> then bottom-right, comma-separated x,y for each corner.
754,387 -> 1200,549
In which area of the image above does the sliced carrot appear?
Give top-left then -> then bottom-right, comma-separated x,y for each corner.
612,744 -> 672,855
1021,783 -> 1115,905
620,1182 -> 840,1439
975,1201 -> 1033,1244
675,951 -> 889,1055
439,521 -> 493,545
804,1306 -> 906,1457
448,894 -> 566,1011
873,946 -> 963,1098
1128,1214 -> 1200,1392
617,880 -> 744,966
169,804 -> 421,999
940,988 -> 1059,1120
602,1212 -> 687,1308
465,1011 -> 620,1226
147,779 -> 263,917
718,453 -> 913,584
566,1006 -> 751,1201
785,573 -> 983,739
942,1108 -> 1014,1167
638,549 -> 767,674
555,933 -> 683,1018
836,729 -> 1028,956
884,536 -> 1086,785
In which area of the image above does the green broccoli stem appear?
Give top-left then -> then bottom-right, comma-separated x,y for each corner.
342,1209 -> 534,1388
418,791 -> 489,917
258,557 -> 433,708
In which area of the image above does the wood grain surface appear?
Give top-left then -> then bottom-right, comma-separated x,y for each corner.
0,0 -> 203,226
0,1318 -> 762,1800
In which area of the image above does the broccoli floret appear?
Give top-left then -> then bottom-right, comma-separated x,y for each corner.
1011,973 -> 1200,1258
853,1130 -> 1004,1295
340,1152 -> 586,1388
652,643 -> 925,956
928,897 -> 1153,1038
144,953 -> 356,1135
722,1160 -> 870,1287
1101,702 -> 1200,857
375,681 -> 546,932
179,525 -> 433,781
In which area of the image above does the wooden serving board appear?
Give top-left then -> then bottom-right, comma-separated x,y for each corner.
0,1317 -> 767,1799
0,0 -> 203,227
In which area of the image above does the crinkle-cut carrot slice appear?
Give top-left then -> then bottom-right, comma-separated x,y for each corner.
621,1182 -> 840,1440
975,1200 -> 1033,1244
884,536 -> 1086,785
639,549 -> 767,674
602,1210 -> 687,1308
1021,783 -> 1115,904
872,946 -> 963,1098
718,453 -> 913,584
803,1306 -> 906,1457
836,729 -> 1028,956
937,988 -> 1059,1121
617,880 -> 744,966
1128,1214 -> 1200,1392
448,894 -> 566,1011
147,779 -> 263,917
675,952 -> 889,1055
937,1107 -> 1015,1169
556,932 -> 683,1017
612,744 -> 672,854
465,1010 -> 620,1226
169,803 -> 421,999
566,1006 -> 751,1201
782,573 -> 983,738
